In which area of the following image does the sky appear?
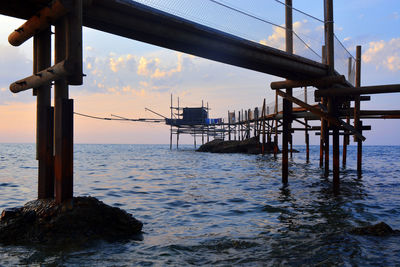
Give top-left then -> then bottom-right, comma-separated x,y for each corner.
0,0 -> 399,145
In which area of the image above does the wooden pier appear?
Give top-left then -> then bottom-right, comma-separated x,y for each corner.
2,0 -> 400,203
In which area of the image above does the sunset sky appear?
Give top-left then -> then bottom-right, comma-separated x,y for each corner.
0,0 -> 399,145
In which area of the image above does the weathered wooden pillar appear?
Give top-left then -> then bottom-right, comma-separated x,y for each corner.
170,94 -> 172,150
54,0 -> 82,203
355,45 -> 362,177
282,0 -> 293,185
228,111 -> 231,141
201,100 -> 205,144
274,91 -> 279,158
35,28 -> 54,199
325,0 -> 339,194
177,97 -> 180,149
342,57 -> 352,167
304,87 -> 310,162
262,99 -> 266,154
320,46 -> 326,168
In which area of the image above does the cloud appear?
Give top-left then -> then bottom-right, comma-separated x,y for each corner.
362,38 -> 400,71
80,51 -> 190,97
0,45 -> 33,105
259,20 -> 323,61
137,53 -> 183,78
109,54 -> 136,73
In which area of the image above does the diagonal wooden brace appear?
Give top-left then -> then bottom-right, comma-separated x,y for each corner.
276,89 -> 365,141
10,60 -> 73,93
8,0 -> 70,47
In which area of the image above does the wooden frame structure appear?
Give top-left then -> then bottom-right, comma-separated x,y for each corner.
2,0 -> 400,202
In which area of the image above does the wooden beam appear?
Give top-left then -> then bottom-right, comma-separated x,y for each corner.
276,89 -> 365,141
8,0 -> 69,47
271,75 -> 345,90
315,84 -> 400,98
10,60 -> 73,93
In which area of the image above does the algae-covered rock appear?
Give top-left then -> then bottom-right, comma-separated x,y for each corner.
197,136 -> 279,154
350,222 -> 399,236
0,196 -> 142,245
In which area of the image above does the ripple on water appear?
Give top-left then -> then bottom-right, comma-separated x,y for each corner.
0,144 -> 399,266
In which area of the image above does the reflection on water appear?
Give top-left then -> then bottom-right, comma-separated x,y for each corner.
0,144 -> 399,265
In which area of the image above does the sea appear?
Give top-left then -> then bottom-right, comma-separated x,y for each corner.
0,143 -> 399,266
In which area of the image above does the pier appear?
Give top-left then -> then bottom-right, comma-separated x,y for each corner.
1,0 -> 400,203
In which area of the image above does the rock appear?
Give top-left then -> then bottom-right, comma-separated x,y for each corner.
197,136 -> 279,154
0,196 -> 143,245
350,222 -> 400,236
1,207 -> 21,221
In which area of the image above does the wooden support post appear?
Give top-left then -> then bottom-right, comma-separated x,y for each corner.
66,0 -> 83,85
207,102 -> 210,143
35,28 -> 54,199
262,99 -> 266,154
194,128 -> 196,149
304,87 -> 309,162
176,129 -> 179,149
274,91 -> 279,158
325,0 -> 339,194
355,45 -> 362,177
282,0 -> 293,185
55,98 -> 73,203
170,93 -> 172,150
201,100 -> 205,145
177,97 -> 179,149
228,111 -> 231,141
320,45 -> 326,168
54,15 -> 73,204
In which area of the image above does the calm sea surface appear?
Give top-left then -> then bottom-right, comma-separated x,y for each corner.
0,144 -> 399,266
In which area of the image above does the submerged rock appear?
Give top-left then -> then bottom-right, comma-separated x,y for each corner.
0,196 -> 142,245
197,136 -> 279,154
350,222 -> 400,236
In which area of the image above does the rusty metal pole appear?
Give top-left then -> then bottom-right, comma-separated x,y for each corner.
355,45 -> 362,177
282,0 -> 293,185
35,28 -> 54,199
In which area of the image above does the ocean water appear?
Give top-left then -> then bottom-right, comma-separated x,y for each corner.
0,143 -> 399,266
